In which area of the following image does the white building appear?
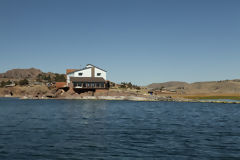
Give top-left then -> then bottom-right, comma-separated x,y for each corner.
66,64 -> 108,89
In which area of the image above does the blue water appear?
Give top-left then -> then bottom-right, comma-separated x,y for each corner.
0,98 -> 240,159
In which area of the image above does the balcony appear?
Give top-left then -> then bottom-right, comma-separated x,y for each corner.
73,82 -> 106,89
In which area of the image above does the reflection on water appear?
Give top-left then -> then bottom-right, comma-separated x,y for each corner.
0,98 -> 240,159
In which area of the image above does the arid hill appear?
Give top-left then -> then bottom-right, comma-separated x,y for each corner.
148,81 -> 189,89
1,67 -> 240,97
0,68 -> 42,79
148,80 -> 240,94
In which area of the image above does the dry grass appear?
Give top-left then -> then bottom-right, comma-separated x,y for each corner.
0,85 -> 50,97
184,94 -> 240,100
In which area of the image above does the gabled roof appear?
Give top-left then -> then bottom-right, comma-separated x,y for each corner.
67,67 -> 90,75
86,64 -> 107,72
66,69 -> 78,74
70,77 -> 105,82
66,64 -> 107,75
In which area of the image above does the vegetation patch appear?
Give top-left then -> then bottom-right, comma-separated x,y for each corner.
19,79 -> 29,86
0,80 -> 12,87
119,82 -> 141,90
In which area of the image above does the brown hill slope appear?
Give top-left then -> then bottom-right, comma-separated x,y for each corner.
186,80 -> 240,94
0,68 -> 42,79
148,81 -> 189,89
148,80 -> 240,94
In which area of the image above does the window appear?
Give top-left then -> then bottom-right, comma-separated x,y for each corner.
96,83 -> 100,88
73,82 -> 77,87
97,73 -> 101,76
73,82 -> 82,87
78,73 -> 83,76
87,83 -> 90,87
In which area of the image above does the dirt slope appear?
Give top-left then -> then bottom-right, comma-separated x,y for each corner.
0,68 -> 42,79
148,80 -> 240,94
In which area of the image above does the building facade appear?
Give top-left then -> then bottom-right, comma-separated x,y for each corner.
66,64 -> 109,92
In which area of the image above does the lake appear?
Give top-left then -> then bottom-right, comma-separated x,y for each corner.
0,98 -> 240,159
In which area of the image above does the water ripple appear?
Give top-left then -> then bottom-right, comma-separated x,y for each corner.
0,100 -> 240,159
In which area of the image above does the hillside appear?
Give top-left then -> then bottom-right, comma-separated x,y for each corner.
0,68 -> 42,79
0,68 -> 66,85
148,81 -> 189,90
1,67 -> 240,97
147,80 -> 240,94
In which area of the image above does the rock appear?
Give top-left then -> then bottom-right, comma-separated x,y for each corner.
66,88 -> 76,95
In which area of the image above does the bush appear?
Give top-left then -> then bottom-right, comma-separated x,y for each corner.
0,80 -> 11,87
36,74 -> 52,82
133,85 -> 141,90
36,74 -> 43,82
55,74 -> 66,82
19,79 -> 29,86
120,82 -> 127,88
120,82 -> 141,90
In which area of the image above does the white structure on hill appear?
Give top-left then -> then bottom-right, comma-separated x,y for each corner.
65,64 -> 109,91
66,64 -> 107,85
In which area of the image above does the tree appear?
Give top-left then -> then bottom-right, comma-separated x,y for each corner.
120,82 -> 127,88
36,74 -> 43,82
127,82 -> 133,89
43,75 -> 51,82
36,73 -> 53,82
55,74 -> 66,82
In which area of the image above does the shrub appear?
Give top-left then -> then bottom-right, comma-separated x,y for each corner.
120,82 -> 141,90
0,80 -> 11,87
19,79 -> 29,86
36,74 -> 52,82
55,74 -> 66,82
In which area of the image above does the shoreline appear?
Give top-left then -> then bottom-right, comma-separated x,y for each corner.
1,95 -> 240,104
1,83 -> 240,104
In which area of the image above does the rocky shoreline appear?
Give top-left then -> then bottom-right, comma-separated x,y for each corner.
19,94 -> 175,102
2,95 -> 240,104
1,68 -> 240,104
1,86 -> 240,104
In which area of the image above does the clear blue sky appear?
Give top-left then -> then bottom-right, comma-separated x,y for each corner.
0,0 -> 239,85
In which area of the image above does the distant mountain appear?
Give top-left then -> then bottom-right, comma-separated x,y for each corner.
0,68 -> 42,79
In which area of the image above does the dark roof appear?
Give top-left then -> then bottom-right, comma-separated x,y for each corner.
70,77 -> 105,82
